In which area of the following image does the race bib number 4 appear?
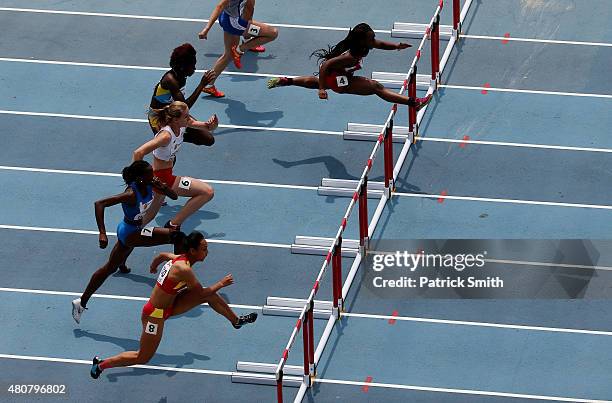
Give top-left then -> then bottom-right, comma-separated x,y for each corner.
336,75 -> 349,87
248,24 -> 261,36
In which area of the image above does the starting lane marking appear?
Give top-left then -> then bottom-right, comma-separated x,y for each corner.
362,376 -> 373,392
501,32 -> 511,45
458,135 -> 470,148
481,82 -> 491,95
388,310 -> 399,325
437,190 -> 448,203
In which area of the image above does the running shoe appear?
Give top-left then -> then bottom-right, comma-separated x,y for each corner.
90,356 -> 103,379
202,86 -> 225,98
71,298 -> 86,324
267,77 -> 290,89
414,94 -> 432,111
118,264 -> 131,274
230,45 -> 243,69
249,45 -> 265,52
233,312 -> 258,329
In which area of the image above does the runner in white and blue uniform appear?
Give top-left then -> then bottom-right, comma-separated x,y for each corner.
198,0 -> 279,96
71,161 -> 182,324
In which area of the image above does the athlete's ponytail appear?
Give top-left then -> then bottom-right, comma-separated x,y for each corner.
311,23 -> 374,62
149,101 -> 188,128
174,230 -> 205,254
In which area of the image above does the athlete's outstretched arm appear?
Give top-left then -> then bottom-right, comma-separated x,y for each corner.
374,39 -> 412,50
199,0 -> 230,39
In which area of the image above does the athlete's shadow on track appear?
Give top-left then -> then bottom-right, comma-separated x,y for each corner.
153,206 -> 225,239
113,272 -> 156,288
205,95 -> 283,128
73,329 -> 210,381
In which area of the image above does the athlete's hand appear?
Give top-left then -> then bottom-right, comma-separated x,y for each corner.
99,233 -> 108,249
198,29 -> 209,40
201,70 -> 216,86
318,89 -> 328,100
219,274 -> 234,288
396,42 -> 412,50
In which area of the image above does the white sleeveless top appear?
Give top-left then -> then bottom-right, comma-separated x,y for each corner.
152,125 -> 185,161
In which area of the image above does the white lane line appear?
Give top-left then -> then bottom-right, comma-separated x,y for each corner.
3,285 -> 612,337
0,224 -> 292,249
0,353 -> 238,377
0,353 -> 607,402
464,34 -> 612,47
0,110 -> 343,136
485,258 -> 612,272
394,192 -> 612,211
315,378 -> 611,403
440,84 -> 612,98
0,165 -> 318,191
421,136 -> 612,154
343,312 -> 612,337
1,165 -> 610,211
0,57 -> 292,79
1,57 -> 610,99
0,287 -> 262,310
0,7 -> 390,33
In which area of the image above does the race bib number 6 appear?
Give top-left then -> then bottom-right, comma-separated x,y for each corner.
178,177 -> 192,190
336,75 -> 349,87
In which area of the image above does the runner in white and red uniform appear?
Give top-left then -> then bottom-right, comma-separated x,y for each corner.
267,23 -> 432,109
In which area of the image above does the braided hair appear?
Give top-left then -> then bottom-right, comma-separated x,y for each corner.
311,23 -> 374,62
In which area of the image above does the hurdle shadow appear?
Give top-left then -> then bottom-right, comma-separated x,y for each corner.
73,329 -> 210,381
208,97 -> 283,127
272,156 -> 358,180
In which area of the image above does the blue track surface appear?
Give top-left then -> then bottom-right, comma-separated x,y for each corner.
2,0 -> 612,402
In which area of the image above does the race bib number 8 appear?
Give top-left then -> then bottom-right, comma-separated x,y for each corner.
248,24 -> 261,36
336,75 -> 349,87
178,178 -> 192,190
145,322 -> 158,335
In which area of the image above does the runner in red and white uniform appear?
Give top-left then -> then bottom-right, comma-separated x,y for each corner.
267,23 -> 431,109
